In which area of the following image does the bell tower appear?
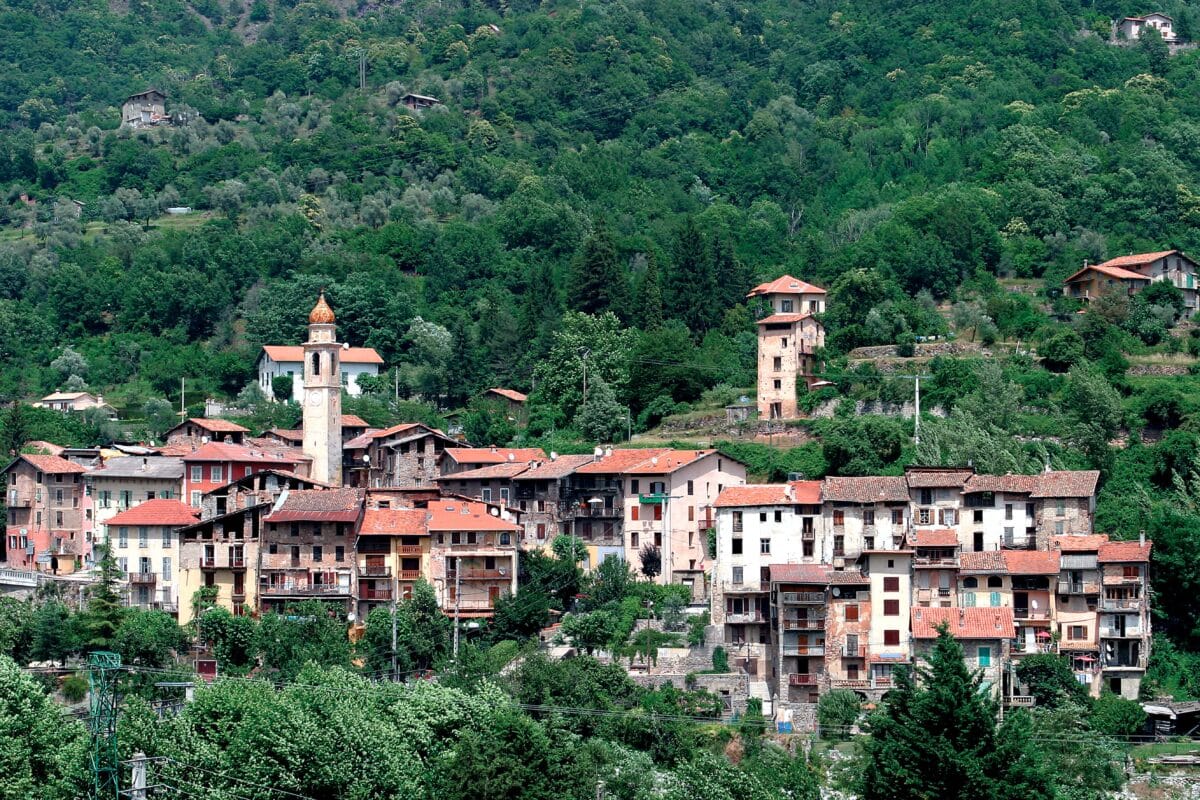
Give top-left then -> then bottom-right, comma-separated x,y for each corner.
302,291 -> 343,485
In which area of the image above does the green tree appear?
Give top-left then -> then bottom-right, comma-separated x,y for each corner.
859,625 -> 1052,800
436,710 -> 556,800
113,609 -> 188,668
1039,329 -> 1084,373
530,311 -> 636,423
0,598 -> 32,662
635,250 -> 665,329
817,688 -> 862,740
0,655 -> 89,800
28,601 -> 79,666
1015,654 -> 1089,708
82,546 -> 126,650
667,218 -> 717,335
561,610 -> 620,655
575,375 -> 629,442
569,219 -> 629,319
256,600 -> 351,680
362,581 -> 450,675
1090,692 -> 1147,738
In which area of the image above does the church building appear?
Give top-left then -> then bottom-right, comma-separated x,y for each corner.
302,292 -> 344,485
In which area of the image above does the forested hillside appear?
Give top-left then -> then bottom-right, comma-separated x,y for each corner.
3,0 -> 1200,682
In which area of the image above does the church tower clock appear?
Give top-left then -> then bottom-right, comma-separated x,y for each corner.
302,291 -> 343,485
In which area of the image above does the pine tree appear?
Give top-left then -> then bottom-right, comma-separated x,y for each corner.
636,249 -> 664,329
667,217 -> 716,335
518,259 -> 560,372
83,546 -> 126,651
860,624 -> 1053,800
574,375 -> 627,442
568,219 -> 628,318
710,232 -> 750,313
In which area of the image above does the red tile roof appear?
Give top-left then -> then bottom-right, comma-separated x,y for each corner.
106,499 -> 199,527
912,607 -> 1015,640
790,480 -> 823,505
1002,550 -> 1060,575
8,454 -> 87,474
513,454 -> 595,480
265,428 -> 304,443
747,275 -> 827,297
573,448 -> 717,476
756,312 -> 813,325
426,499 -> 520,532
822,476 -> 909,503
370,422 -> 449,441
715,485 -> 791,507
1064,263 -> 1153,283
769,564 -> 831,584
1098,540 -> 1152,563
963,474 -> 1039,494
265,488 -> 364,523
486,388 -> 528,403
828,570 -> 871,585
359,508 -> 427,536
1052,534 -> 1109,552
905,467 -> 974,488
341,415 -> 370,427
261,345 -> 383,364
435,463 -> 532,481
1095,250 -> 1179,270
625,450 -> 715,475
183,442 -> 299,465
175,418 -> 249,434
1031,471 -> 1100,498
959,551 -> 1006,573
909,529 -> 960,548
443,447 -> 546,466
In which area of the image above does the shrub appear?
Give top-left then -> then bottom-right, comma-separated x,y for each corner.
817,688 -> 862,740
61,673 -> 88,702
711,646 -> 729,673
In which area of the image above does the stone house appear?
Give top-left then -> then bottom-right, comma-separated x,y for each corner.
121,89 -> 167,128
749,275 -> 827,421
1065,250 -> 1198,310
343,423 -> 457,488
911,606 -> 1016,697
821,476 -> 910,564
426,497 -> 520,618
2,453 -> 88,574
165,418 -> 248,446
355,503 -> 430,621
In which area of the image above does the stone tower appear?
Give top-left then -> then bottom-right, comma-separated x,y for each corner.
747,275 -> 827,421
302,292 -> 343,485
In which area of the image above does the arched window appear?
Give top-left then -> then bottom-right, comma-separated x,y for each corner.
987,576 -> 1002,588
963,577 -> 978,588
311,352 -> 320,376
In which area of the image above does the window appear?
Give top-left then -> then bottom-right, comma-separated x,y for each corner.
963,577 -> 978,588
1026,502 -> 1035,518
291,523 -> 300,537
631,506 -> 639,521
774,510 -> 782,523
940,509 -> 956,526
918,509 -> 932,525
147,491 -> 156,500
341,372 -> 348,386
653,504 -> 662,521
864,536 -> 875,550
973,509 -> 983,524
772,356 -> 782,371
630,479 -> 640,494
920,489 -> 933,505
759,512 -> 767,523
1122,566 -> 1139,579
845,604 -> 859,621
1054,521 -> 1064,536
335,546 -> 345,562
884,599 -> 900,616
99,490 -> 111,508
987,576 -> 1002,588
162,558 -> 172,582
1005,504 -> 1013,521
118,527 -> 128,548
990,592 -> 1001,607
732,511 -> 743,532
687,480 -> 694,496
892,508 -> 904,525
964,592 -> 976,607
537,523 -> 546,540
1068,625 -> 1086,640
732,538 -> 743,555
883,576 -> 900,592
500,488 -> 510,504
773,380 -> 782,390
190,466 -> 202,483
732,566 -> 744,585
210,466 -> 223,483
760,538 -> 771,554
138,527 -> 148,547
863,510 -> 875,526
884,630 -> 900,646
688,506 -> 695,522
190,491 -> 201,507
833,535 -> 844,556
631,532 -> 639,548
977,646 -> 991,667
481,488 -> 492,502
312,545 -> 323,562
803,541 -> 813,557
780,337 -> 788,348
833,510 -> 845,526
781,299 -> 794,313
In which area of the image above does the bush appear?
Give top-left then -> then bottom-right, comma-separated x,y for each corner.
711,646 -> 729,673
1091,691 -> 1147,737
60,673 -> 88,702
817,688 -> 862,740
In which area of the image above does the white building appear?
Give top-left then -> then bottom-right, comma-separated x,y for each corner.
257,344 -> 383,402
104,498 -> 198,614
1118,13 -> 1179,43
86,456 -> 184,544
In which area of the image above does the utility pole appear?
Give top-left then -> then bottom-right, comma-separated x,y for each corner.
913,373 -> 921,448
452,560 -> 462,660
580,348 -> 591,407
88,651 -> 121,800
180,377 -> 185,419
129,752 -> 147,800
359,52 -> 367,91
390,595 -> 398,682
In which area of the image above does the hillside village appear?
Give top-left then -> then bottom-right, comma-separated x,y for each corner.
0,290 -> 1160,735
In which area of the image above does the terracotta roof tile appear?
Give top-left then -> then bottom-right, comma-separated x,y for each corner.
963,474 -> 1039,494
265,428 -> 304,443
443,447 -> 546,466
435,463 -> 531,481
175,418 -> 248,434
486,388 -> 528,403
828,570 -> 871,585
1095,250 -> 1179,270
715,485 -> 792,507
359,508 -> 427,536
106,499 -> 199,527
183,441 -> 299,464
341,415 -> 370,427
905,467 -> 974,488
624,449 -> 716,475
959,551 -> 1006,573
8,454 -> 87,474
909,529 -> 960,547
514,454 -> 595,480
912,607 -> 1015,640
1052,534 -> 1109,552
747,275 -> 827,297
1002,550 -> 1060,575
1031,471 -> 1100,498
822,476 -> 909,503
1098,540 -> 1152,563
790,480 -> 823,505
756,312 -> 813,325
426,498 -> 520,532
769,563 -> 831,584
265,488 -> 364,523
261,345 -> 383,365
1064,263 -> 1153,283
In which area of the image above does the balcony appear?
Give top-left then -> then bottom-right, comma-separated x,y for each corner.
1103,573 -> 1143,586
722,581 -> 767,594
397,545 -> 423,556
455,569 -> 509,580
727,611 -> 766,624
1013,609 -> 1050,620
1101,597 -> 1141,611
781,591 -> 825,604
230,557 -> 246,570
872,676 -> 893,689
638,493 -> 668,505
360,564 -> 392,578
1099,628 -> 1143,639
259,583 -> 350,597
360,587 -> 393,601
841,644 -> 867,658
782,645 -> 826,657
200,557 -> 216,569
788,673 -> 819,686
782,617 -> 825,630
914,556 -> 959,568
1057,581 -> 1099,595
129,572 -> 156,585
1005,696 -> 1035,707
830,678 -> 870,690
398,569 -> 422,580
565,504 -> 623,519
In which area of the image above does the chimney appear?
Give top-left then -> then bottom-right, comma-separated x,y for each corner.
550,452 -> 558,461
141,457 -> 148,469
604,446 -> 613,458
1139,530 -> 1145,546
507,453 -> 515,462
593,446 -> 602,462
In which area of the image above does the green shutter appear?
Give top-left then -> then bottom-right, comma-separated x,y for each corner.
990,592 -> 1001,607
978,647 -> 991,667
964,592 -> 976,607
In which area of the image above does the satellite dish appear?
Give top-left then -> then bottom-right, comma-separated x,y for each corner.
1031,599 -> 1039,610
362,454 -> 370,464
342,342 -> 350,349
831,587 -> 841,597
